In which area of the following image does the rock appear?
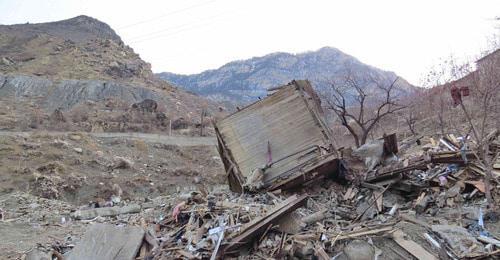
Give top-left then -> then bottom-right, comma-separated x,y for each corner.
431,225 -> 485,258
343,240 -> 375,260
22,142 -> 41,149
68,134 -> 82,141
113,156 -> 133,169
52,139 -> 69,148
353,139 -> 385,170
73,147 -> 83,153
0,74 -> 170,111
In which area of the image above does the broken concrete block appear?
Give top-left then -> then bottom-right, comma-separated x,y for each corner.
68,223 -> 145,260
431,224 -> 485,258
72,204 -> 141,220
343,239 -> 375,260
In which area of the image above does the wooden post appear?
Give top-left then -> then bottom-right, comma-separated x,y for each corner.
169,119 -> 172,136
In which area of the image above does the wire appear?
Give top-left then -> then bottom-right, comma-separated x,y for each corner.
117,0 -> 216,30
126,12 -> 226,41
128,13 -> 229,44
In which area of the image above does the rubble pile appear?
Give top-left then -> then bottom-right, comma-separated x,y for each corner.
6,82 -> 499,259
14,131 -> 499,259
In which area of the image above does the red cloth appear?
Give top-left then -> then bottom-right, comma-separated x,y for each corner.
450,86 -> 462,106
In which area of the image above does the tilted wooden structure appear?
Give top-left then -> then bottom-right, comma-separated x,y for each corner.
215,80 -> 340,193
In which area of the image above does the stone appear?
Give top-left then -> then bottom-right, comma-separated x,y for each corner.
432,225 -> 485,258
68,134 -> 82,141
113,156 -> 133,169
343,240 -> 375,260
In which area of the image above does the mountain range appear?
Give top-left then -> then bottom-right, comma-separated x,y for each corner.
157,47 -> 415,104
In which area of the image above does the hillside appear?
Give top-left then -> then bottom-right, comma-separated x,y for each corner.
0,15 -> 163,86
0,15 -> 221,133
157,47 -> 415,104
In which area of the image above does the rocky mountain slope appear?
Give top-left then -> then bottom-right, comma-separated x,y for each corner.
0,15 -> 158,85
158,47 -> 415,104
0,15 -> 220,132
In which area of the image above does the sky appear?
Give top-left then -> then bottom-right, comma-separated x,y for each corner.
0,0 -> 498,85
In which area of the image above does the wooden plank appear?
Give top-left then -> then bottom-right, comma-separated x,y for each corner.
222,194 -> 308,254
314,243 -> 330,260
392,230 -> 438,260
68,223 -> 145,260
477,236 -> 500,247
269,155 -> 338,191
373,190 -> 383,212
334,226 -> 393,241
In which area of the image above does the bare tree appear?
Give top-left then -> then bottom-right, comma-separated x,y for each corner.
464,48 -> 500,208
403,106 -> 419,136
426,47 -> 499,208
323,71 -> 406,147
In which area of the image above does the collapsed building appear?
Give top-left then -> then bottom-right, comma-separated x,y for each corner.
215,80 -> 341,192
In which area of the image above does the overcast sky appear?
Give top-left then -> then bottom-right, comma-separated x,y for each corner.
0,0 -> 498,85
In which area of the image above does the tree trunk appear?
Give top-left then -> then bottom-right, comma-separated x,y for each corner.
437,113 -> 446,137
360,131 -> 369,147
482,145 -> 495,209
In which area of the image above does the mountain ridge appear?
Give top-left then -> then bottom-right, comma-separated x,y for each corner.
157,47 -> 415,104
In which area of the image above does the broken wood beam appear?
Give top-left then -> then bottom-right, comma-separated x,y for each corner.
332,226 -> 393,241
314,243 -> 330,260
222,194 -> 308,255
392,229 -> 438,260
365,163 -> 427,184
430,151 -> 475,165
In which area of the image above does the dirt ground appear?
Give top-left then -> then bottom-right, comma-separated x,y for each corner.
0,130 -> 226,258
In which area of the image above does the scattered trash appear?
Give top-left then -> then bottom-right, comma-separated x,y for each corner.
6,82 -> 500,259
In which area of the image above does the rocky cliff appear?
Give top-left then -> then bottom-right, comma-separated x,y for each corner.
0,74 -> 205,115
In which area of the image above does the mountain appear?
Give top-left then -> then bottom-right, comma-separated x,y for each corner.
0,15 -> 163,86
0,15 -> 219,131
157,47 -> 415,104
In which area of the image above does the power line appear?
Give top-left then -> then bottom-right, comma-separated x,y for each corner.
128,13 -> 229,44
118,0 -> 216,30
127,12 -> 228,42
129,19 -> 219,44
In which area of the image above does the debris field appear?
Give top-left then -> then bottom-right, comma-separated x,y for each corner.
4,81 -> 500,260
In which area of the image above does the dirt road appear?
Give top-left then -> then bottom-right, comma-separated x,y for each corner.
0,131 -> 217,146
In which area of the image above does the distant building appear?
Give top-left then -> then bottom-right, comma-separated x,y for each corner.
476,48 -> 500,71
